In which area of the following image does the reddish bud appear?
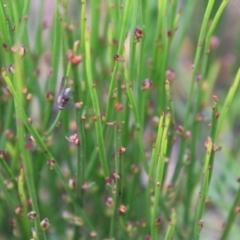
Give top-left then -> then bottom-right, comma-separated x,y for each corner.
105,197 -> 113,207
119,146 -> 126,154
28,211 -> 38,221
15,205 -> 23,215
167,29 -> 172,37
166,68 -> 175,80
156,216 -> 162,225
142,78 -> 153,90
68,178 -> 76,190
210,36 -> 220,50
134,28 -> 143,42
212,95 -> 218,102
113,54 -> 125,62
105,177 -> 114,185
8,64 -> 15,73
40,218 -> 50,231
4,179 -> 14,189
119,204 -> 127,215
196,73 -> 201,83
65,133 -> 79,145
47,158 -> 56,169
46,91 -> 54,101
114,102 -> 123,110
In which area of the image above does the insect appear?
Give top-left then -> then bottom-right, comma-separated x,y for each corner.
57,77 -> 72,110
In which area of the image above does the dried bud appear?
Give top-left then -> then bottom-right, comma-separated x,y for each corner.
8,64 -> 15,73
47,158 -> 56,169
176,125 -> 183,134
166,68 -> 175,80
75,101 -> 83,108
40,218 -> 50,232
185,130 -> 191,138
28,117 -> 33,124
134,28 -> 143,42
62,210 -> 73,220
2,43 -> 8,50
105,177 -> 114,185
138,219 -> 147,227
130,164 -> 139,174
156,216 -> 162,225
15,205 -> 23,215
119,204 -> 127,215
196,73 -> 201,83
90,231 -> 97,237
142,78 -> 152,90
114,102 -> 123,110
31,228 -> 37,239
198,219 -> 204,229
68,178 -> 76,190
204,137 -> 212,149
28,135 -> 35,143
65,133 -> 79,145
5,129 -> 14,139
113,173 -> 120,179
144,234 -> 151,240
113,54 -> 125,62
0,149 -> 6,159
215,112 -> 220,119
210,35 -> 220,50
167,29 -> 172,37
66,49 -> 82,65
119,146 -> 126,154
4,179 -> 14,189
46,91 -> 54,101
212,95 -> 218,102
18,45 -> 27,57
72,216 -> 83,226
27,211 -> 38,221
105,197 -> 113,207
196,113 -> 204,121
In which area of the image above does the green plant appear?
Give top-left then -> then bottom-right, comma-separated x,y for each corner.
0,0 -> 240,239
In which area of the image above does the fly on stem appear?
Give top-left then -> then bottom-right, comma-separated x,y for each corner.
57,77 -> 72,110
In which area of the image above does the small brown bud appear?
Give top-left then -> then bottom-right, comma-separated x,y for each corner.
15,205 -> 23,215
114,102 -> 123,110
198,219 -> 204,229
28,211 -> 38,221
65,133 -> 79,145
105,177 -> 114,185
210,36 -> 220,50
167,29 -> 172,37
156,216 -> 162,225
105,197 -> 113,207
119,146 -> 126,154
47,158 -> 56,169
134,28 -> 143,42
166,68 -> 175,80
68,178 -> 76,189
40,218 -> 50,231
4,179 -> 14,189
113,54 -> 125,62
8,64 -> 15,73
119,204 -> 127,215
18,45 -> 27,57
46,91 -> 54,101
142,78 -> 153,90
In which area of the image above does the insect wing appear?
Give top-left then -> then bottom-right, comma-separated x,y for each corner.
57,77 -> 67,110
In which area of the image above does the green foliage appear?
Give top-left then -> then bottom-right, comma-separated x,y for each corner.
0,0 -> 240,239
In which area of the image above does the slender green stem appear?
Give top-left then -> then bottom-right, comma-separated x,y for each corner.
172,0 -> 215,184
193,138 -> 213,239
84,28 -> 109,177
151,113 -> 170,239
